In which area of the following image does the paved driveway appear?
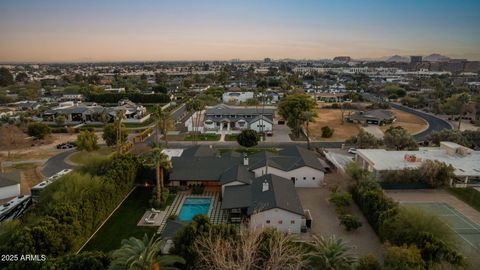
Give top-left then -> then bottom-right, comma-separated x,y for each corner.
297,185 -> 383,258
264,124 -> 291,143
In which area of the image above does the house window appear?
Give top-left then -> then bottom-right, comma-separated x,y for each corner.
303,177 -> 306,180
278,220 -> 283,224
312,177 -> 316,180
291,220 -> 295,224
266,220 -> 270,224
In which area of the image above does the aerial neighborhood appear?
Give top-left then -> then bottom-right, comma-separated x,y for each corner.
1,43 -> 480,270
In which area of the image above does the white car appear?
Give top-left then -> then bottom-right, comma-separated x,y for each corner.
347,148 -> 357,154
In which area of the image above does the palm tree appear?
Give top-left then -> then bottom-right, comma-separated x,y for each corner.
456,93 -> 470,130
303,111 -> 316,150
142,145 -> 171,199
306,235 -> 355,270
152,105 -> 173,147
116,109 -> 126,153
186,99 -> 205,144
110,234 -> 185,270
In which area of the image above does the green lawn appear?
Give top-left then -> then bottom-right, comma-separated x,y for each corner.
82,187 -> 157,253
447,187 -> 480,213
68,147 -> 115,165
123,117 -> 155,128
225,134 -> 239,141
184,133 -> 220,141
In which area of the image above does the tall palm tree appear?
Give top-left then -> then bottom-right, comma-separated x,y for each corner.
306,235 -> 355,270
116,109 -> 126,153
303,111 -> 316,150
109,234 -> 185,270
142,145 -> 171,199
186,99 -> 205,144
152,105 -> 173,147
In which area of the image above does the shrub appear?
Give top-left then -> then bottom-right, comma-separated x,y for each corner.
339,214 -> 362,231
384,245 -> 425,270
354,253 -> 381,270
321,126 -> 334,138
27,122 -> 51,139
76,130 -> 99,152
329,192 -> 352,208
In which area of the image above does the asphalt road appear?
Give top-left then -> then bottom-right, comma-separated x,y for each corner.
41,149 -> 75,177
389,103 -> 452,141
362,92 -> 452,141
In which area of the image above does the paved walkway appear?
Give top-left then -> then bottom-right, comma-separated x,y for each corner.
386,189 -> 480,224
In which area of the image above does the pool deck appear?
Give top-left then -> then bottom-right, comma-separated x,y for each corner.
156,190 -> 226,235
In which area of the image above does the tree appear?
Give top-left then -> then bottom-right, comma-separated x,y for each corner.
194,226 -> 308,270
345,162 -> 372,185
27,122 -> 51,139
15,72 -> 29,83
110,234 -> 185,270
303,111 -> 316,149
306,235 -> 356,270
383,127 -> 418,150
455,93 -> 471,130
321,126 -> 334,138
345,130 -> 381,149
383,245 -> 425,270
141,145 -> 171,201
115,110 -> 126,153
55,114 -> 67,126
354,253 -> 381,270
186,99 -> 206,144
0,124 -> 25,158
419,160 -> 455,187
0,67 -> 14,86
278,94 -> 317,138
102,123 -> 127,147
237,129 -> 260,147
76,130 -> 99,152
53,251 -> 110,270
151,104 -> 173,147
426,129 -> 470,147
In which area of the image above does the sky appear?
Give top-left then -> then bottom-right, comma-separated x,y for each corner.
0,0 -> 479,62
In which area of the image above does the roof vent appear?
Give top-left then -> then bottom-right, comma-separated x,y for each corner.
262,180 -> 269,192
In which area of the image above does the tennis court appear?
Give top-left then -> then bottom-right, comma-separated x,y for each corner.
402,202 -> 480,252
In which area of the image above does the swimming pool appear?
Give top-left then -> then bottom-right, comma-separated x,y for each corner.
178,197 -> 212,221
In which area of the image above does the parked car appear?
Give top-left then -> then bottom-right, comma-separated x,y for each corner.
347,148 -> 357,154
56,141 -> 76,149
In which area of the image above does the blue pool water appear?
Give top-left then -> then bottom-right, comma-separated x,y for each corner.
178,197 -> 212,221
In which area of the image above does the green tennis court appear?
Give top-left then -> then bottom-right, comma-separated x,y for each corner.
402,202 -> 480,252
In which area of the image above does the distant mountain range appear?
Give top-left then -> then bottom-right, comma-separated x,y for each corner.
383,53 -> 450,63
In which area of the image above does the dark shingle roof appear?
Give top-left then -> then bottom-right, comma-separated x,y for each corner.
248,146 -> 325,172
180,145 -> 216,158
221,185 -> 251,209
0,171 -> 21,188
205,104 -> 275,117
220,164 -> 254,185
170,155 -> 242,181
248,174 -> 304,216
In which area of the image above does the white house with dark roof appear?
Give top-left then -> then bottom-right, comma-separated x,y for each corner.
168,145 -> 327,232
187,104 -> 275,134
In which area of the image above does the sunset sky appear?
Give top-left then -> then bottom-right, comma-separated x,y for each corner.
1,0 -> 479,62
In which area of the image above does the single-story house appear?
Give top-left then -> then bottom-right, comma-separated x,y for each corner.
346,109 -> 396,125
355,142 -> 480,186
191,104 -> 275,134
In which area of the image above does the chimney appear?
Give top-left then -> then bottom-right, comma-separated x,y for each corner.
243,153 -> 249,166
262,180 -> 269,192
